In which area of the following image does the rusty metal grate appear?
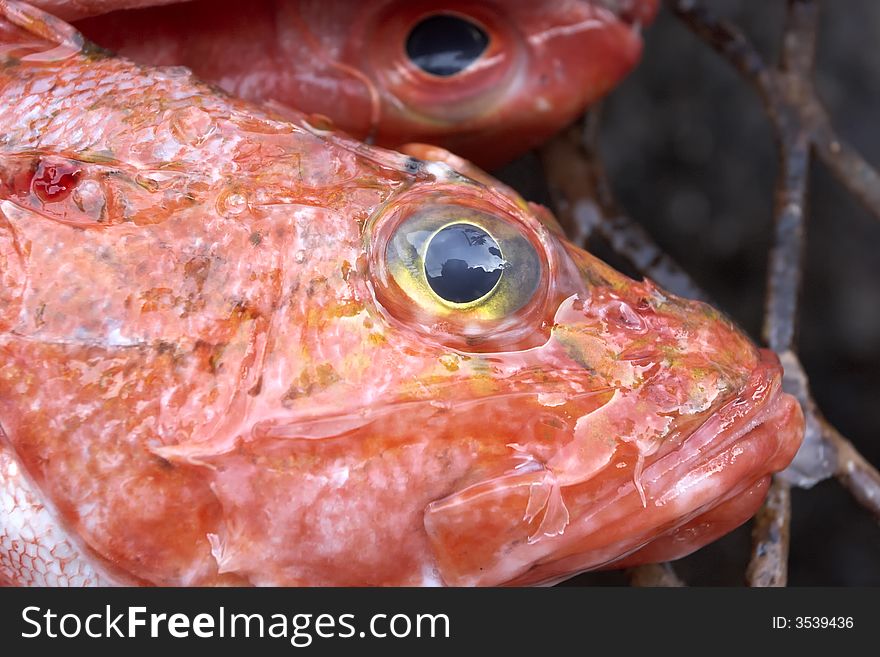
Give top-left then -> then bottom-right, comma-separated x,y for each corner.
539,0 -> 880,586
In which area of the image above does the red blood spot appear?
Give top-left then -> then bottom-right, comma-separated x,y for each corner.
31,161 -> 82,203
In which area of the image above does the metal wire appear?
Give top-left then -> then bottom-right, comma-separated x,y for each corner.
540,0 -> 880,586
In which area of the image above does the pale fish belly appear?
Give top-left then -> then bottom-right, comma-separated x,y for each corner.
0,438 -> 116,586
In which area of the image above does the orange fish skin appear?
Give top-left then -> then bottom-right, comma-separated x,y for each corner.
0,1 -> 801,587
51,0 -> 659,169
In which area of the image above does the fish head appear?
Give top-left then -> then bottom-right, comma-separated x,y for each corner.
346,0 -> 658,167
329,160 -> 805,585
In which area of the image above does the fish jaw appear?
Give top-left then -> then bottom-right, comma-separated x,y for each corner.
422,345 -> 804,586
606,386 -> 802,570
519,356 -> 804,585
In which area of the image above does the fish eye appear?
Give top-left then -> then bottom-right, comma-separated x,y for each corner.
405,14 -> 490,77
382,203 -> 543,326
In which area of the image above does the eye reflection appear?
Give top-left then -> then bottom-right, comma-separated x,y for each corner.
424,223 -> 507,303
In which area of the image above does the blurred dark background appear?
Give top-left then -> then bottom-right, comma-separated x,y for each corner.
499,0 -> 880,585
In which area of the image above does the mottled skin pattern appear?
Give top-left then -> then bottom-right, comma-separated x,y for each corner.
33,0 -> 660,168
0,2 -> 803,586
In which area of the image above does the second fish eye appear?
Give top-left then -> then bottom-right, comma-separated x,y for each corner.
405,14 -> 490,77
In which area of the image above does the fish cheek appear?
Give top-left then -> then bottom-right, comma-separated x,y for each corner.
421,414 -> 620,587
0,340 -> 231,585
424,467 -> 562,587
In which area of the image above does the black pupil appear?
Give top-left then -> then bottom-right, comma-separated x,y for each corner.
405,14 -> 489,77
424,223 -> 506,303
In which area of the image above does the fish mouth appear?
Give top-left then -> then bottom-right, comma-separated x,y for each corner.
507,348 -> 805,585
426,347 -> 804,587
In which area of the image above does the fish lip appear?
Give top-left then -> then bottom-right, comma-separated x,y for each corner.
504,351 -> 804,586
648,349 -> 797,484
618,348 -> 803,547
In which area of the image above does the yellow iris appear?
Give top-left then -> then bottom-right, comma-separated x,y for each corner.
385,204 -> 542,322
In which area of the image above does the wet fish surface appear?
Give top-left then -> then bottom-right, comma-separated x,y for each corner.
0,1 -> 803,586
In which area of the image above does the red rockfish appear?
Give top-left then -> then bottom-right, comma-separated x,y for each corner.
0,1 -> 802,586
28,0 -> 659,168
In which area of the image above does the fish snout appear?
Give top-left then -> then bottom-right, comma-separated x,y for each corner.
421,245 -> 806,585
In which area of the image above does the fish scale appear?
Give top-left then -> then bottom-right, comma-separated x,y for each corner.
0,438 -> 117,586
